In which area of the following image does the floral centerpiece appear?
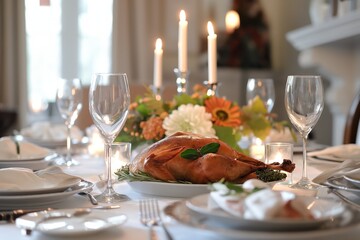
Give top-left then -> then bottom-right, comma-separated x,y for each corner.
116,84 -> 291,153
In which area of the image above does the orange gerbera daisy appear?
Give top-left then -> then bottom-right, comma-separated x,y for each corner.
204,97 -> 242,127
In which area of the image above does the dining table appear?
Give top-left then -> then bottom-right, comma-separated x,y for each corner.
0,146 -> 359,240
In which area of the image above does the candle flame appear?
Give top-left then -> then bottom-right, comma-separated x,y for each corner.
180,10 -> 186,21
207,21 -> 214,35
225,10 -> 240,33
275,152 -> 283,162
155,38 -> 162,50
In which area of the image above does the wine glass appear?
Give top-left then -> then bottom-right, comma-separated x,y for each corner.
56,78 -> 83,166
89,73 -> 130,203
246,78 -> 275,159
285,75 -> 324,189
246,78 -> 275,113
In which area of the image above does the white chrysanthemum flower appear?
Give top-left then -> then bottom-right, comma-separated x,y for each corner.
163,104 -> 216,138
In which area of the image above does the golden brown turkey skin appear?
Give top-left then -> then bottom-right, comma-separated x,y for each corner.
130,132 -> 295,183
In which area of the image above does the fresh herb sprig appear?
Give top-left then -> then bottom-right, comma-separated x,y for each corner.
115,165 -> 191,184
180,142 -> 220,160
255,168 -> 287,182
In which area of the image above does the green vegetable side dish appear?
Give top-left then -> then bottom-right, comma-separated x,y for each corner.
180,142 -> 220,160
115,165 -> 286,184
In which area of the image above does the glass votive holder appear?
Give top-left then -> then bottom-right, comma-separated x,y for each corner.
265,142 -> 293,184
110,142 -> 131,182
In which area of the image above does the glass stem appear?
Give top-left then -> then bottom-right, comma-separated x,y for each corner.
104,142 -> 113,193
66,124 -> 72,163
302,135 -> 307,179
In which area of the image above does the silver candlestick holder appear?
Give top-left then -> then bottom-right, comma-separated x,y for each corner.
151,85 -> 162,101
204,81 -> 220,96
174,68 -> 189,94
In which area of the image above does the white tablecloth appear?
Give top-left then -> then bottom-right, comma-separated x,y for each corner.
0,153 -> 358,240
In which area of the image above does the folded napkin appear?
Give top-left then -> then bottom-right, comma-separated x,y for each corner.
312,159 -> 360,184
0,166 -> 81,191
308,144 -> 360,160
0,137 -> 53,160
20,121 -> 83,142
210,180 -> 312,220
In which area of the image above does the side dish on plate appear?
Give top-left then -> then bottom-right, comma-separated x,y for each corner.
116,132 -> 295,184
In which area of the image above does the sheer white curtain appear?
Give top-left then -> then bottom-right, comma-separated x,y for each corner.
0,0 -> 28,128
112,0 -> 164,85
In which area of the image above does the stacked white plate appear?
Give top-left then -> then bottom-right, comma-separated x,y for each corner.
0,166 -> 93,209
165,192 -> 360,240
0,137 -> 56,170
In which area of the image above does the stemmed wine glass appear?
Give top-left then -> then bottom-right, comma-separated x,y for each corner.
285,75 -> 324,189
246,78 -> 275,113
246,78 -> 275,159
56,78 -> 83,166
89,73 -> 130,203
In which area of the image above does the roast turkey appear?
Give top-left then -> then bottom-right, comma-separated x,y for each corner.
130,132 -> 295,184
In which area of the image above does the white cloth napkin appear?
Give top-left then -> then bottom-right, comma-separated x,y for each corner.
0,166 -> 81,191
0,137 -> 53,160
209,180 -> 311,220
308,144 -> 360,160
21,121 -> 83,142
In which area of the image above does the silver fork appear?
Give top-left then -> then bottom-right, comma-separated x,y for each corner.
139,199 -> 173,240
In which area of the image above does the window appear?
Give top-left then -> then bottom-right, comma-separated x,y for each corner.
25,0 -> 113,115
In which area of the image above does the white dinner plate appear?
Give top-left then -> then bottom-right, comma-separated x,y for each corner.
0,177 -> 81,196
185,193 -> 345,231
128,180 -> 281,198
0,158 -> 53,170
165,200 -> 360,240
0,152 -> 56,162
344,169 -> 360,188
16,208 -> 127,237
326,176 -> 360,194
128,181 -> 211,198
0,180 -> 93,210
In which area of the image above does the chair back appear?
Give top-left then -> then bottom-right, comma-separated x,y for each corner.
343,89 -> 360,144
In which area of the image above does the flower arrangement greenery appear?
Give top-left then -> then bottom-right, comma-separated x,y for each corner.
116,84 -> 292,153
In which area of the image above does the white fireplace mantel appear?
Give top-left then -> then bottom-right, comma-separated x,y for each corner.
286,11 -> 360,145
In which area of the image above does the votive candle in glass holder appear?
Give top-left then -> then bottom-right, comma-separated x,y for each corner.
110,142 -> 131,182
265,142 -> 293,184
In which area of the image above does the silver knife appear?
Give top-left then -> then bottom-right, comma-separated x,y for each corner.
0,208 -> 52,223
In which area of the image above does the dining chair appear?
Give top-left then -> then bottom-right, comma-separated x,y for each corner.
0,109 -> 17,137
343,89 -> 360,144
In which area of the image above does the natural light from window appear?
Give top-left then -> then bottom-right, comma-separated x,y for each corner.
25,0 -> 113,114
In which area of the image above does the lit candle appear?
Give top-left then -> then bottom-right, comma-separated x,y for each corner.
153,38 -> 163,88
225,10 -> 240,33
178,10 -> 188,72
207,21 -> 217,84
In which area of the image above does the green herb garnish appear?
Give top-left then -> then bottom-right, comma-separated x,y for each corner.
180,149 -> 200,160
255,168 -> 287,182
115,165 -> 191,184
180,142 -> 220,160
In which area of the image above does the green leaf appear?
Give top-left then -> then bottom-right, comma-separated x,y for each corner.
199,142 -> 220,156
136,103 -> 151,117
213,125 -> 242,152
174,94 -> 197,106
180,148 -> 200,160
